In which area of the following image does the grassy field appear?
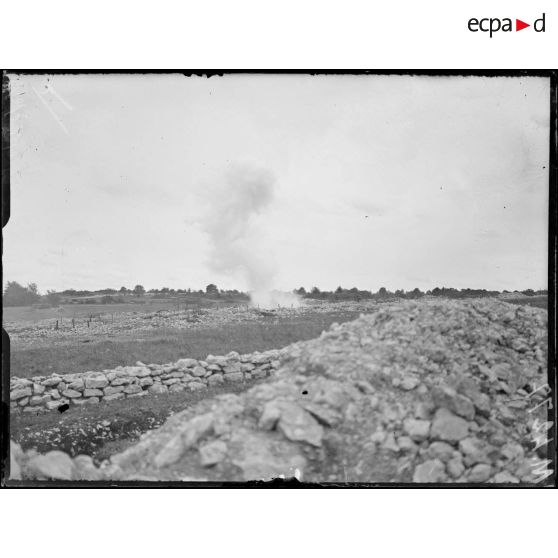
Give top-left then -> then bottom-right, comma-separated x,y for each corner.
3,297 -> 242,325
8,310 -> 361,379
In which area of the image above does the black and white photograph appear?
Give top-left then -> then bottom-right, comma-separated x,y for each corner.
1,71 -> 554,485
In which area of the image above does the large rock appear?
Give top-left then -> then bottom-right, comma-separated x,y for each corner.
413,459 -> 446,482
11,388 -> 32,401
430,408 -> 470,443
85,373 -> 109,389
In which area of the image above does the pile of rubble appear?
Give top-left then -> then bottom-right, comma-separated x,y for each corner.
9,299 -> 552,484
10,349 -> 281,413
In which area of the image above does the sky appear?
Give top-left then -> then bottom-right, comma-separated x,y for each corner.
4,73 -> 550,294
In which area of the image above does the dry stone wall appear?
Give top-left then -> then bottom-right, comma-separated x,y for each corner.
10,349 -> 281,413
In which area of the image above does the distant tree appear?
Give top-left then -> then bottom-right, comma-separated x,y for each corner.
394,289 -> 405,298
206,284 -> 219,295
407,288 -> 424,299
294,287 -> 307,296
376,287 -> 388,298
45,289 -> 62,307
311,286 -> 321,295
3,281 -> 41,306
119,286 -> 128,294
133,284 -> 145,297
522,289 -> 535,297
335,286 -> 343,293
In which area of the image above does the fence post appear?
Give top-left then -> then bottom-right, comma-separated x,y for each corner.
55,320 -> 58,330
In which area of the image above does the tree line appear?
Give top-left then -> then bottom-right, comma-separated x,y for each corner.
3,280 -> 547,307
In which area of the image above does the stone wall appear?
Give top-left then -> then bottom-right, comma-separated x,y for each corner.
10,349 -> 281,414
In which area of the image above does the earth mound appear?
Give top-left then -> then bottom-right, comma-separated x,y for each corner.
10,299 -> 550,483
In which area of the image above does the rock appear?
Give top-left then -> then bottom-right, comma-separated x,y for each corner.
230,430 -> 307,481
162,378 -> 182,386
84,388 -> 103,397
29,395 -> 51,406
11,388 -> 32,401
85,373 -> 109,389
133,367 -> 152,378
62,389 -> 82,399
183,413 -> 215,448
403,418 -> 431,441
33,383 -> 46,395
500,442 -> 525,462
162,371 -> 184,379
276,401 -> 324,447
397,436 -> 417,452
382,433 -> 400,452
111,377 -> 130,386
189,382 -> 205,391
400,376 -> 420,390
104,385 -> 124,395
176,358 -> 199,369
199,440 -> 228,467
154,433 -> 187,468
446,457 -> 465,478
169,384 -> 185,393
27,451 -> 76,480
258,401 -> 283,430
301,401 -> 342,427
467,463 -> 492,483
207,374 -> 225,386
458,437 -> 492,466
430,408 -> 470,443
67,379 -> 85,391
148,384 -> 168,395
413,459 -> 446,482
18,397 -> 30,407
224,372 -> 243,383
427,441 -> 456,462
432,386 -> 475,420
192,366 -> 207,377
223,363 -> 241,374
42,377 -> 62,387
139,377 -> 154,387
123,384 -> 143,395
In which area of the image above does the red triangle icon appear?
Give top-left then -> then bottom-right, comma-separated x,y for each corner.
516,19 -> 530,31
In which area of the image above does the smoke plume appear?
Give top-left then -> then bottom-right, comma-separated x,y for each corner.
200,162 -> 302,309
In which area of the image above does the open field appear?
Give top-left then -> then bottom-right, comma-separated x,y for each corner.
7,309 -> 363,378
3,296 -> 243,325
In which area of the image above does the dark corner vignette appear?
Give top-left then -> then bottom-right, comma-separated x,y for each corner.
547,70 -> 558,488
1,71 -> 12,486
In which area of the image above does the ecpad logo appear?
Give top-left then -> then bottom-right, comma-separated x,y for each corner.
468,13 -> 546,37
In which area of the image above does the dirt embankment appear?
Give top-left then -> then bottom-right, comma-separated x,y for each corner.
8,299 -> 551,484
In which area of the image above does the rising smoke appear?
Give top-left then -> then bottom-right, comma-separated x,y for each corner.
200,162 -> 302,309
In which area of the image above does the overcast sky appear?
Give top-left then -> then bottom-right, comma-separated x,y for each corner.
4,73 -> 549,294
